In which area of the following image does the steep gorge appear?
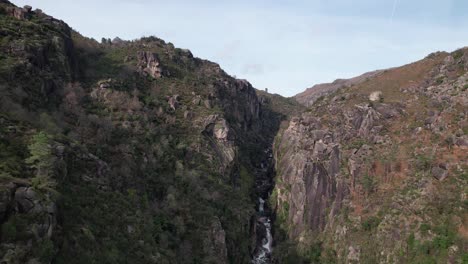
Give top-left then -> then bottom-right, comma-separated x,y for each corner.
0,1 -> 467,264
0,2 -> 298,263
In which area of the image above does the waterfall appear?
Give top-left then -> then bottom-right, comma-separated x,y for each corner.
252,148 -> 274,264
259,197 -> 265,213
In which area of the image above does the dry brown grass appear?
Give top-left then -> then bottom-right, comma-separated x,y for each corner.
345,52 -> 447,106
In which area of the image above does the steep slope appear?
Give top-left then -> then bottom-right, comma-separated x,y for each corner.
0,2 -> 296,263
1,2 -> 467,264
251,92 -> 303,264
273,50 -> 468,263
294,70 -> 384,107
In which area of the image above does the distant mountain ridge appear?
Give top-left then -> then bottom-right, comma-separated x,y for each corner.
294,70 -> 385,107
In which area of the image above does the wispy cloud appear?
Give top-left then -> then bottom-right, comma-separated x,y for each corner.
390,0 -> 399,25
241,64 -> 264,75
215,40 -> 242,61
9,0 -> 468,96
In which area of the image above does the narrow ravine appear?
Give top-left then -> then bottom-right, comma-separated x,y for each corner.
252,148 -> 275,264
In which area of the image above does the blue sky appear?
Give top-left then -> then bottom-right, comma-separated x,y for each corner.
11,0 -> 468,96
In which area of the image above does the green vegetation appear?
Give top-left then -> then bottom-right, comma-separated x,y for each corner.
1,216 -> 17,242
404,221 -> 459,263
414,153 -> 434,172
0,5 -> 261,261
239,165 -> 254,196
453,49 -> 463,60
1,2 -> 467,264
361,216 -> 381,231
303,242 -> 323,263
0,134 -> 27,178
347,139 -> 368,150
25,132 -> 57,192
361,173 -> 376,194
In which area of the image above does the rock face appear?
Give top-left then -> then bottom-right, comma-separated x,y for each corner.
6,5 -> 31,20
431,165 -> 448,181
203,115 -> 236,171
215,79 -> 261,130
275,111 -> 358,238
167,95 -> 180,111
137,51 -> 164,78
0,1 -> 77,110
272,48 -> 468,263
14,187 -> 57,238
369,91 -> 383,102
203,218 -> 229,264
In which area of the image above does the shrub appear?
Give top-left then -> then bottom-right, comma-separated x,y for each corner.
444,134 -> 455,148
453,50 -> 463,60
39,113 -> 62,134
347,139 -> 367,150
420,223 -> 431,233
1,217 -> 17,241
407,232 -> 415,250
361,173 -> 375,194
25,132 -> 57,191
361,216 -> 381,231
283,201 -> 290,213
304,242 -> 322,263
414,154 -> 434,172
462,253 -> 468,263
433,222 -> 455,250
37,239 -> 56,262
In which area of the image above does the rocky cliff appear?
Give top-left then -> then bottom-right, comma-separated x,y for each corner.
273,49 -> 468,263
0,1 -> 467,264
0,1 -> 295,263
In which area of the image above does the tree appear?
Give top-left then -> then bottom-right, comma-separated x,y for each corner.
361,173 -> 375,195
25,132 -> 57,191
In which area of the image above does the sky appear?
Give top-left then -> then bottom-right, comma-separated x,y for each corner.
10,0 -> 468,96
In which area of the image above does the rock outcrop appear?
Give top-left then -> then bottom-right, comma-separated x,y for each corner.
203,217 -> 229,264
369,91 -> 383,102
215,79 -> 261,130
273,48 -> 468,263
137,51 -> 164,78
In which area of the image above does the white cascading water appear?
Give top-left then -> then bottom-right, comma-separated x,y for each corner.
252,198 -> 273,264
252,148 -> 274,264
262,220 -> 273,252
259,197 -> 265,213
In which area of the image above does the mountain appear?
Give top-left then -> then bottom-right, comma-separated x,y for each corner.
0,2 -> 302,263
275,49 -> 468,263
0,1 -> 467,264
294,70 -> 385,107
